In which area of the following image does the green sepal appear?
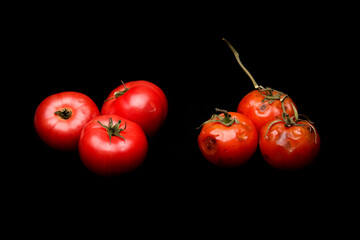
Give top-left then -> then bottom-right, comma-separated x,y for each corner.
104,80 -> 129,102
264,102 -> 318,143
197,108 -> 239,129
98,117 -> 127,144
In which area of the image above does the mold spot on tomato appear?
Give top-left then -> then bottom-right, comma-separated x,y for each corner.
204,136 -> 216,151
259,103 -> 267,112
205,136 -> 216,150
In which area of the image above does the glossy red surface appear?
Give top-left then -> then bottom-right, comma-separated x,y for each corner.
101,80 -> 168,137
78,115 -> 148,176
34,91 -> 100,151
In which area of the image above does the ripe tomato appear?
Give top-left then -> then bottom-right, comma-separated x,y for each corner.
259,106 -> 320,170
222,38 -> 297,133
237,89 -> 296,133
78,115 -> 148,176
34,91 -> 100,151
198,109 -> 258,167
101,80 -> 168,137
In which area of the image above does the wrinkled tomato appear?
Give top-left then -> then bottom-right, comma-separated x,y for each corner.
198,109 -> 258,167
259,106 -> 320,170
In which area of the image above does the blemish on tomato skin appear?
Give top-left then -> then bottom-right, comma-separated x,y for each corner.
237,136 -> 244,142
259,103 -> 267,112
240,122 -> 251,131
204,136 -> 216,150
237,132 -> 248,142
283,141 -> 292,150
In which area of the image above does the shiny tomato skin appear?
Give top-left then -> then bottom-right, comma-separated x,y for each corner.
34,92 -> 100,151
259,120 -> 320,170
78,115 -> 148,176
237,90 -> 296,133
101,80 -> 168,138
198,112 -> 258,167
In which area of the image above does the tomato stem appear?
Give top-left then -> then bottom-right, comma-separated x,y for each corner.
223,38 -> 292,106
104,80 -> 129,102
214,108 -> 232,123
98,117 -> 127,144
54,108 -> 72,120
222,38 -> 259,89
197,108 -> 239,129
265,102 -> 318,143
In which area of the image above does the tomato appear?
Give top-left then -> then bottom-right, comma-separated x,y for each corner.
222,38 -> 297,133
237,89 -> 296,133
34,91 -> 100,151
78,115 -> 148,176
197,109 -> 258,167
101,80 -> 168,137
259,105 -> 320,170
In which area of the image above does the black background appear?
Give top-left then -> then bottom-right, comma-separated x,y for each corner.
14,4 -> 355,221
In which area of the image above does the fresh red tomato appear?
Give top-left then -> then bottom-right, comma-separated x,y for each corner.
259,106 -> 320,170
101,80 -> 168,137
222,38 -> 297,133
198,109 -> 258,167
78,115 -> 148,176
34,91 -> 100,151
237,89 -> 296,133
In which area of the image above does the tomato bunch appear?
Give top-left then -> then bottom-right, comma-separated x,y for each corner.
34,80 -> 168,176
197,39 -> 320,170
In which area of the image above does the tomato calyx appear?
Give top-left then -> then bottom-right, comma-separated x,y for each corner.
258,87 -> 288,104
104,81 -> 129,102
265,102 -> 318,143
198,108 -> 240,129
97,117 -> 127,144
54,108 -> 72,120
223,38 -> 289,105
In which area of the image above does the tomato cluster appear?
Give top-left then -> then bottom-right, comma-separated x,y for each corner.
197,39 -> 320,170
34,80 -> 168,176
34,39 -> 321,177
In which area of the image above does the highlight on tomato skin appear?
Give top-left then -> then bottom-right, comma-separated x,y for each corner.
34,91 -> 100,151
197,109 -> 258,168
